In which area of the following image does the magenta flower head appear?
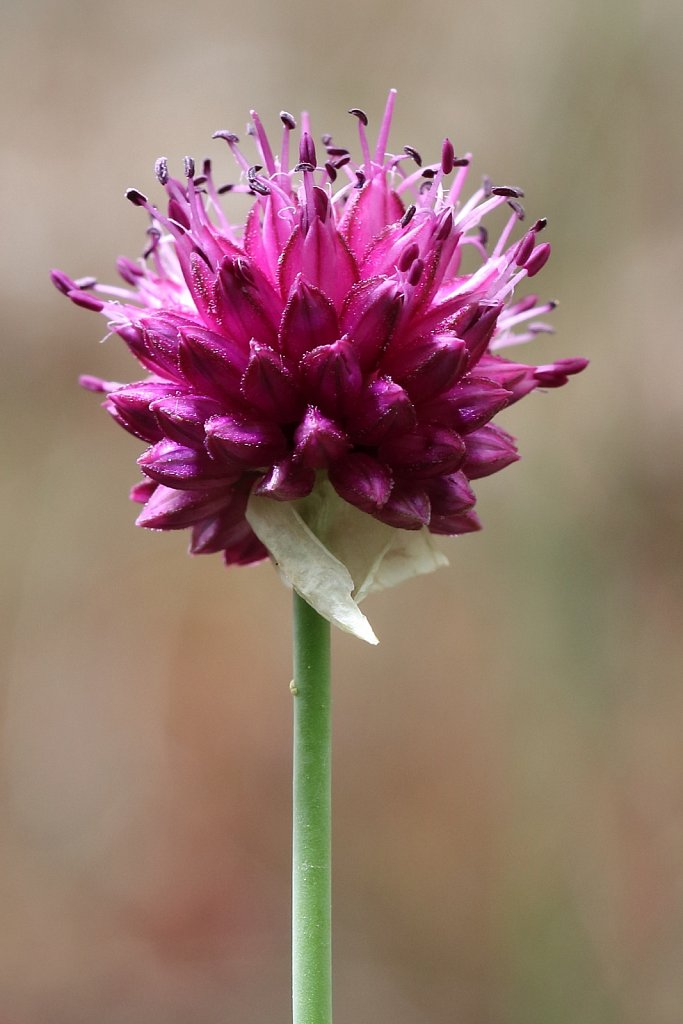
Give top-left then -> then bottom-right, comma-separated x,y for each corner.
53,90 -> 586,642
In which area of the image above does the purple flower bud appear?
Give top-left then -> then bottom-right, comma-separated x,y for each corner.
293,406 -> 350,469
328,453 -> 393,513
300,339 -> 363,420
150,393 -> 224,446
353,377 -> 417,444
426,471 -> 476,517
241,340 -> 302,420
107,381 -> 182,442
253,457 -> 316,501
136,484 -> 233,530
524,242 -> 551,278
462,424 -> 519,479
279,278 -> 340,363
375,480 -> 431,530
383,333 -> 468,402
138,439 -> 234,490
340,277 -> 403,370
379,424 -> 466,478
206,414 -> 287,468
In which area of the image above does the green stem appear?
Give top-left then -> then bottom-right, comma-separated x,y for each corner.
292,591 -> 332,1024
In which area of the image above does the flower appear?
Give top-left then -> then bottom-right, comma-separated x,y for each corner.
53,90 -> 586,641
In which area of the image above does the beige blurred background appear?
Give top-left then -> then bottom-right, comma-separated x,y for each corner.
2,0 -> 682,1020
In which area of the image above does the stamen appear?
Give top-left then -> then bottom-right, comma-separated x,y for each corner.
250,110 -> 277,175
401,204 -> 417,227
354,170 -> 366,189
125,188 -> 148,207
324,162 -> 338,183
403,145 -> 422,167
154,158 -> 169,185
299,132 -> 317,168
507,199 -> 526,220
374,88 -> 397,163
491,185 -> 525,198
441,138 -> 455,175
280,111 -> 297,129
184,156 -> 195,178
212,130 -> 251,172
532,217 -> 548,233
349,108 -> 372,170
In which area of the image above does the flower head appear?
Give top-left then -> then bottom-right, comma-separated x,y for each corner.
53,91 -> 586,641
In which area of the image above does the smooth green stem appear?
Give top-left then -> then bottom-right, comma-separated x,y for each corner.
292,591 -> 332,1024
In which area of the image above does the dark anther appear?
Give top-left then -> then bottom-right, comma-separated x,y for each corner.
184,156 -> 195,178
247,165 -> 264,179
482,176 -> 493,196
478,225 -> 489,247
548,299 -> 559,309
333,155 -> 351,169
193,175 -> 207,186
75,276 -> 97,290
193,246 -> 212,268
453,157 -> 470,167
326,147 -> 350,157
125,188 -> 148,206
212,130 -> 240,143
354,170 -> 366,189
249,180 -> 271,196
280,111 -> 296,130
217,184 -> 234,194
491,185 -> 525,198
321,133 -> 333,146
154,157 -> 169,185
202,158 -> 212,175
401,204 -> 417,227
348,108 -> 369,126
403,145 -> 422,166
436,210 -> 453,241
294,161 -> 315,173
507,199 -> 526,220
324,162 -> 338,183
421,168 -> 437,179
533,217 -> 548,232
419,180 -> 433,195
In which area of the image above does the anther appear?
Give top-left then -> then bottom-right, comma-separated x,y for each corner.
441,138 -> 455,175
326,147 -> 350,157
333,155 -> 351,169
217,184 -> 234,194
321,133 -> 333,146
348,107 -> 369,126
401,204 -> 417,227
154,157 -> 169,185
453,157 -> 470,167
75,276 -> 97,290
324,162 -> 338,182
421,168 -> 437,179
125,188 -> 148,206
193,175 -> 207,186
354,170 -> 366,189
202,158 -> 212,175
478,225 -> 489,247
294,161 -> 315,173
403,146 -> 422,166
507,199 -> 526,220
184,156 -> 195,178
532,217 -> 548,233
212,130 -> 240,144
280,111 -> 297,130
299,132 -> 317,168
491,185 -> 525,198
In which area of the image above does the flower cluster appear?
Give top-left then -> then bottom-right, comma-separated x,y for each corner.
53,91 -> 586,572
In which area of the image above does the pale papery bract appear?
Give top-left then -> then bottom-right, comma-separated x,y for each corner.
53,91 -> 586,636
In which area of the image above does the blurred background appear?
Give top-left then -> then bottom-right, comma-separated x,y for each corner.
2,0 -> 682,1020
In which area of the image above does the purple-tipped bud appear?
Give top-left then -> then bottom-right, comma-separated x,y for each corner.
107,381 -> 181,442
206,414 -> 287,469
514,230 -> 536,267
253,457 -> 316,501
441,138 -> 455,175
328,453 -> 393,513
138,439 -> 233,491
426,471 -> 476,517
461,304 -> 502,366
67,289 -> 105,312
462,424 -> 519,479
379,424 -> 466,478
293,406 -> 350,469
150,393 -> 223,446
533,357 -> 588,387
375,481 -> 431,530
340,278 -> 403,370
300,339 -> 363,419
353,378 -> 417,444
524,242 -> 551,278
429,507 -> 481,536
50,269 -> 77,295
136,484 -> 231,530
420,377 -> 511,433
178,327 -> 247,400
279,278 -> 340,363
299,132 -> 317,168
241,341 -> 302,420
383,333 -> 468,402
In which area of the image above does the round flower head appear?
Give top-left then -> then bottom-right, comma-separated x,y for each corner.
53,91 -> 587,641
